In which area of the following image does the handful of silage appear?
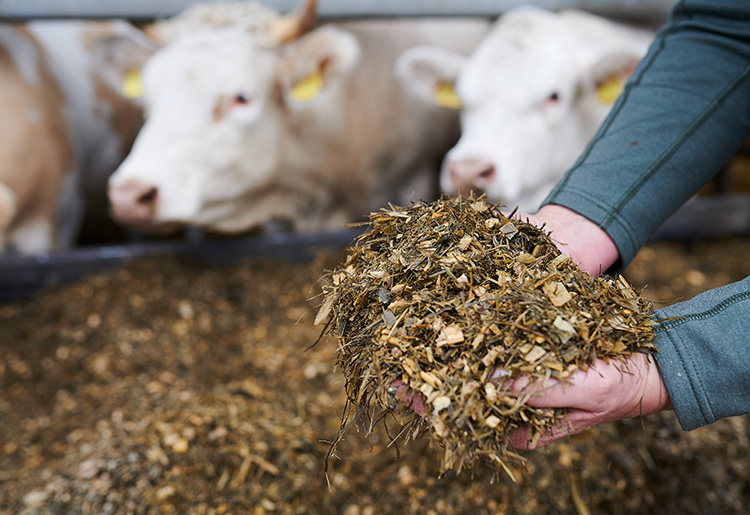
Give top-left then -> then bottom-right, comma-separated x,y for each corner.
317,196 -> 656,477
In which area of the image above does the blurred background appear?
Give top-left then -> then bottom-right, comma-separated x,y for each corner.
1,1 -> 749,514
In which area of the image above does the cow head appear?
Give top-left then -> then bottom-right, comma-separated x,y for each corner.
107,0 -> 362,233
396,7 -> 651,212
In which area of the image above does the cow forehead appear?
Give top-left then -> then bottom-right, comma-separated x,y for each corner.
143,29 -> 277,96
458,31 -> 575,108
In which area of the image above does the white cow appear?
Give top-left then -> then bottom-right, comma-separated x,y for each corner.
107,1 -> 489,234
396,7 -> 654,212
0,20 -> 151,253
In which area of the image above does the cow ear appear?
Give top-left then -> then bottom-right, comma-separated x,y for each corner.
275,26 -> 360,107
88,23 -> 159,100
586,52 -> 641,104
395,46 -> 466,109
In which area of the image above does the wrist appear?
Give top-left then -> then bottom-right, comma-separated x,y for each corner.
635,352 -> 674,416
647,353 -> 674,413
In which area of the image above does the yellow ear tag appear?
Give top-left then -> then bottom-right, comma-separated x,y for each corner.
596,77 -> 624,104
434,82 -> 462,109
291,70 -> 324,102
121,69 -> 144,99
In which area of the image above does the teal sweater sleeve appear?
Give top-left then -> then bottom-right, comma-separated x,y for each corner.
544,0 -> 750,270
653,277 -> 750,430
542,0 -> 750,431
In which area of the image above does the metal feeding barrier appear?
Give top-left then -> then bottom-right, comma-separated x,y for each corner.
0,0 -> 674,21
0,229 -> 365,303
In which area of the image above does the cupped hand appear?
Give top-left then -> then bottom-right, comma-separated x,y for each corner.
508,352 -> 673,449
392,204 -> 668,444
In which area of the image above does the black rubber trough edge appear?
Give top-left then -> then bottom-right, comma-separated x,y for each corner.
0,227 -> 364,303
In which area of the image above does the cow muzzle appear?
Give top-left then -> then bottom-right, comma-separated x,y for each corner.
108,178 -> 159,225
443,157 -> 496,197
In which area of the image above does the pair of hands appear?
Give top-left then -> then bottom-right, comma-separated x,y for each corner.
398,205 -> 673,449
396,351 -> 671,449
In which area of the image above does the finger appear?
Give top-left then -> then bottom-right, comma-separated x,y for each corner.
391,379 -> 427,417
509,424 -> 575,450
488,366 -> 514,389
509,425 -> 565,450
508,409 -> 597,449
508,364 -> 611,410
508,375 -> 578,408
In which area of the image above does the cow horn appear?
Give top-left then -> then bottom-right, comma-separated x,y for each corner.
269,0 -> 318,45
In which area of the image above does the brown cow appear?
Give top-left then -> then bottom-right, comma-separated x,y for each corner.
0,20 -> 152,253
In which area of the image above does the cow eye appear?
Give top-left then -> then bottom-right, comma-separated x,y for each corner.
232,93 -> 252,106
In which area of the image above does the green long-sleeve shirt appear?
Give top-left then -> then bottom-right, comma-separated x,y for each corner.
543,0 -> 750,431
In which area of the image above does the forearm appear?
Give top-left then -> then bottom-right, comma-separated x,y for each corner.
653,276 -> 750,430
523,205 -> 750,432
543,0 -> 750,271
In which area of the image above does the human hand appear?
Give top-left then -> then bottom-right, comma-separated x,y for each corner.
510,204 -> 619,276
508,352 -> 673,449
506,206 -> 670,447
392,204 -> 655,441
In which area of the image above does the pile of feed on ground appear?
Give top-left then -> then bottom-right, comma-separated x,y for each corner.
319,196 -> 656,477
1,237 -> 749,514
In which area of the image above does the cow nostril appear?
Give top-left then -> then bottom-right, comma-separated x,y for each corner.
448,158 -> 496,193
109,178 -> 159,223
478,165 -> 495,180
138,187 -> 158,205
